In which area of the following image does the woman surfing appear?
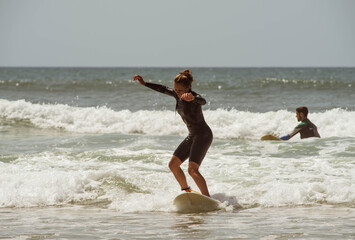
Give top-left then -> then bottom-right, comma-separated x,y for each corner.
133,69 -> 213,196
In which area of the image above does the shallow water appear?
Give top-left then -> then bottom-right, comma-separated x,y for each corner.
1,206 -> 354,239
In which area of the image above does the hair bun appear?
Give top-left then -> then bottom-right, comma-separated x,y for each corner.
180,69 -> 191,76
174,69 -> 194,87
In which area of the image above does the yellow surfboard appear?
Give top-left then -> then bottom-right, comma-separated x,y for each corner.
173,192 -> 220,213
261,134 -> 281,141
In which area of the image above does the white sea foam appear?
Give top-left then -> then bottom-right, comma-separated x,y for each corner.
1,99 -> 354,210
1,139 -> 354,210
1,99 -> 354,139
0,152 -> 106,207
0,149 -> 174,209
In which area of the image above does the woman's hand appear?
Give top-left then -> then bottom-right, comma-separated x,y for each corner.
133,74 -> 146,85
180,93 -> 195,102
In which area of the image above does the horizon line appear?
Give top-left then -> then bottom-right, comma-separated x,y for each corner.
1,65 -> 355,69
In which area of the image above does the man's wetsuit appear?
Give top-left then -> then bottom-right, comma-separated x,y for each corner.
281,119 -> 320,140
145,82 -> 213,165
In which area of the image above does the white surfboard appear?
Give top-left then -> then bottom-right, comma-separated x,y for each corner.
173,192 -> 220,213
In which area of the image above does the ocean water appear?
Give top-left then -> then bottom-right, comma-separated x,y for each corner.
0,67 -> 354,239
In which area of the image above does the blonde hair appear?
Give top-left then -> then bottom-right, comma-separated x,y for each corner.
174,69 -> 194,87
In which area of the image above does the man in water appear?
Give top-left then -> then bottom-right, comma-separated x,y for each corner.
280,106 -> 320,140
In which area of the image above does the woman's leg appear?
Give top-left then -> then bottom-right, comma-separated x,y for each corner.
187,131 -> 213,197
188,162 -> 210,197
168,155 -> 189,190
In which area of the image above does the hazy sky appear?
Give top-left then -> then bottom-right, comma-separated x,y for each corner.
1,0 -> 355,67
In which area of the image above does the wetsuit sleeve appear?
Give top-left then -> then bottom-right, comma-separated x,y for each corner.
192,92 -> 206,105
289,122 -> 306,138
145,82 -> 175,97
280,122 -> 306,140
280,134 -> 291,140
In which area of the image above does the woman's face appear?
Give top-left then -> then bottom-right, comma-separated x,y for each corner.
174,83 -> 190,98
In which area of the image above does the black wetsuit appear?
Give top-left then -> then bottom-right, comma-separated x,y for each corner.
290,119 -> 321,139
145,82 -> 213,165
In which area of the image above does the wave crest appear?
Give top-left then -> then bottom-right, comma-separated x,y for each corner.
1,99 -> 354,139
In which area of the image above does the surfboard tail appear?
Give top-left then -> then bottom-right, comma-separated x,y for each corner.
173,192 -> 220,213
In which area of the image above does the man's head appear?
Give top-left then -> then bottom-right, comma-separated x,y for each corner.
296,106 -> 308,121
